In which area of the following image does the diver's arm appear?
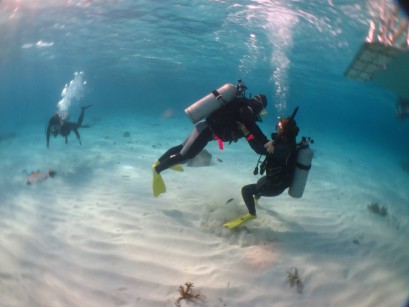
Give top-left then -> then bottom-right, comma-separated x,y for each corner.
247,137 -> 268,155
238,122 -> 268,155
46,124 -> 51,148
245,121 -> 274,153
248,139 -> 292,161
241,108 -> 269,145
246,122 -> 269,144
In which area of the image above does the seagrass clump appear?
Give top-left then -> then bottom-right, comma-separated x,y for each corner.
367,202 -> 388,217
287,267 -> 303,293
175,282 -> 201,306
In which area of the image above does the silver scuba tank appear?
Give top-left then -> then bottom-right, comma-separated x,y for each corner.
184,83 -> 239,124
288,143 -> 313,198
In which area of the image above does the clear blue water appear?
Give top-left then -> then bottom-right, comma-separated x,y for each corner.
1,0 -> 408,153
1,1 -> 409,306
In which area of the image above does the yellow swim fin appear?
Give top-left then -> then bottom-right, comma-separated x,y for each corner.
170,164 -> 184,172
152,163 -> 166,197
223,213 -> 256,229
153,160 -> 184,172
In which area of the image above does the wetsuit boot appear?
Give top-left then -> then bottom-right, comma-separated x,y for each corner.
155,153 -> 185,174
152,153 -> 186,197
157,145 -> 184,172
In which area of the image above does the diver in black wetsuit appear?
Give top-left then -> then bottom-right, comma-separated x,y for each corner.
395,97 -> 409,120
155,94 -> 272,173
46,105 -> 92,148
152,94 -> 274,197
240,110 -> 300,216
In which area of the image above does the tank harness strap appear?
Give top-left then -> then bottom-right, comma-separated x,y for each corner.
212,90 -> 227,106
296,162 -> 311,171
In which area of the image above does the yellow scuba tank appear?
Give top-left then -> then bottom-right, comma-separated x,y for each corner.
184,82 -> 245,124
288,137 -> 313,198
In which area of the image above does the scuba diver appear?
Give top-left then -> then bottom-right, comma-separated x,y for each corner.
395,97 -> 409,120
223,107 -> 301,228
152,82 -> 274,197
46,105 -> 92,148
26,169 -> 56,185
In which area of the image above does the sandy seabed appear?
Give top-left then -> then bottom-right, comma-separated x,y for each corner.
1,113 -> 408,307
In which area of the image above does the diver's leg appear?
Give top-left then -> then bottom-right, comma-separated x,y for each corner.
158,144 -> 184,163
241,184 -> 259,216
179,121 -> 213,159
152,143 -> 184,197
73,128 -> 81,145
155,153 -> 186,173
155,121 -> 212,174
242,176 -> 285,216
256,176 -> 286,197
77,105 -> 92,125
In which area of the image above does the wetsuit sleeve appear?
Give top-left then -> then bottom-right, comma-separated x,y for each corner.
247,138 -> 268,155
247,138 -> 292,160
241,107 -> 269,145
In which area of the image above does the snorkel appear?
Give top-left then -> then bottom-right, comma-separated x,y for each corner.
290,106 -> 299,120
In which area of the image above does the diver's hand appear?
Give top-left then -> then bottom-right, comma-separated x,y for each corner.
264,141 -> 274,154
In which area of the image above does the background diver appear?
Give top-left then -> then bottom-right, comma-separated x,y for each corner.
395,97 -> 409,120
152,91 -> 274,197
224,108 -> 301,227
46,105 -> 92,148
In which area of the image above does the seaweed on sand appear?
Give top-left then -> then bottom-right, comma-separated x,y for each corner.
175,282 -> 201,306
367,202 -> 388,217
287,267 -> 303,293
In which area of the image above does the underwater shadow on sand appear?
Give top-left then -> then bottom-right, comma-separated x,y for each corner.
60,161 -> 96,187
